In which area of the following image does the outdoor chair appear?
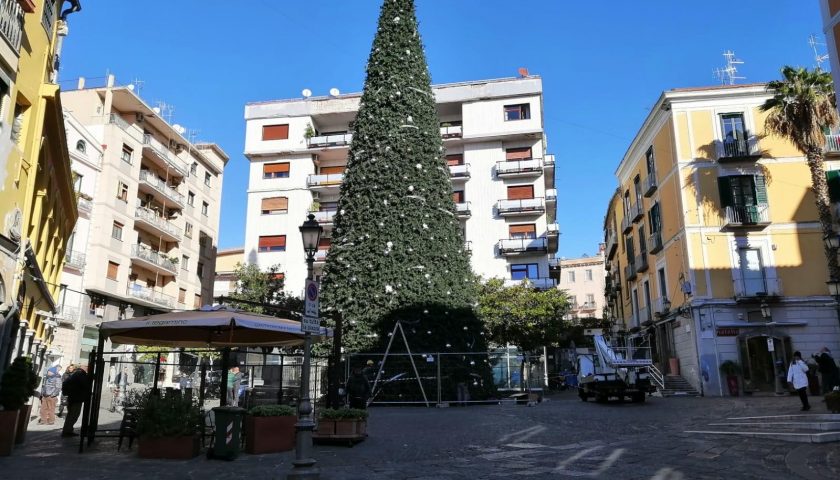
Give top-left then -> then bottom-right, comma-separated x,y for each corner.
117,408 -> 139,451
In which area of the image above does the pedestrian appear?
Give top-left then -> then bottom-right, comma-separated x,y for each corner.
38,363 -> 62,425
226,365 -> 242,406
814,347 -> 840,394
345,367 -> 371,409
787,351 -> 810,411
57,364 -> 75,418
61,364 -> 90,437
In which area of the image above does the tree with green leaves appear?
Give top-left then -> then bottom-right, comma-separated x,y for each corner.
227,262 -> 302,315
321,0 -> 484,356
761,67 -> 840,282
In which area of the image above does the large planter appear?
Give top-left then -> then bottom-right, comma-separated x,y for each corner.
138,435 -> 200,459
316,418 -> 366,437
827,393 -> 840,413
0,410 -> 19,456
14,404 -> 32,444
726,376 -> 739,397
244,415 -> 296,454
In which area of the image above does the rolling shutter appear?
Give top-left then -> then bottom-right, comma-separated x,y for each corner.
318,238 -> 332,249
507,185 -> 534,200
320,166 -> 345,174
452,191 -> 464,203
263,162 -> 290,175
509,224 -> 536,238
505,147 -> 532,161
446,154 -> 464,166
261,197 -> 288,213
262,124 -> 289,140
258,235 -> 286,251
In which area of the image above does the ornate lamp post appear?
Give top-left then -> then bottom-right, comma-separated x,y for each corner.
760,301 -> 784,395
823,233 -> 840,328
288,214 -> 322,480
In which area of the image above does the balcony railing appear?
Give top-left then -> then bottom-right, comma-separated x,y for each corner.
135,206 -> 182,240
455,201 -> 471,217
546,223 -> 560,236
734,275 -> 782,298
496,158 -> 543,177
58,305 -> 80,326
498,237 -> 548,255
504,277 -> 557,290
544,154 -> 555,168
606,229 -> 618,258
724,203 -> 770,227
64,251 -> 86,270
643,174 -> 657,197
309,133 -> 353,148
648,231 -> 663,254
630,202 -> 644,222
440,125 -> 463,138
314,249 -> 329,263
0,0 -> 24,52
653,297 -> 669,316
138,170 -> 186,207
546,188 -> 557,202
109,113 -> 132,131
142,134 -> 189,177
126,284 -> 175,309
825,134 -> 840,153
635,253 -> 649,273
130,244 -> 178,275
719,138 -> 759,160
313,209 -> 337,224
449,163 -> 470,179
307,173 -> 344,188
621,215 -> 633,234
497,197 -> 545,215
76,195 -> 93,215
625,263 -> 637,281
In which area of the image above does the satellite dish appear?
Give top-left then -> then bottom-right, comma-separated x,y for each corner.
173,124 -> 186,134
127,84 -> 135,91
518,67 -> 529,77
329,88 -> 340,97
152,107 -> 161,114
302,88 -> 312,98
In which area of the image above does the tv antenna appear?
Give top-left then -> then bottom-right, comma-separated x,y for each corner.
714,50 -> 745,85
809,34 -> 829,70
187,128 -> 200,144
155,101 -> 175,124
131,78 -> 145,96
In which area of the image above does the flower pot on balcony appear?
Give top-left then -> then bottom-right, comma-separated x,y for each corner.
0,410 -> 19,456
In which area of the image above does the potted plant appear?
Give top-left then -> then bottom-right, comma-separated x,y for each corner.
315,408 -> 368,438
244,404 -> 296,454
719,360 -> 741,397
136,391 -> 202,459
826,387 -> 840,413
304,123 -> 316,140
0,356 -> 37,454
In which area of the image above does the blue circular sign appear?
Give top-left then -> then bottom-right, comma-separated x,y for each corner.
306,282 -> 318,301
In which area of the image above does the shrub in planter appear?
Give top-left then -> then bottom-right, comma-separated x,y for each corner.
0,356 -> 38,450
826,388 -> 840,413
719,360 -> 741,397
136,391 -> 202,459
245,404 -> 296,454
317,408 -> 369,437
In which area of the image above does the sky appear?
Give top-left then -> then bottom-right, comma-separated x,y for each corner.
60,0 -> 823,259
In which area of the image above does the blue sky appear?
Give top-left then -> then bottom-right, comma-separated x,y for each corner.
61,1 -> 822,258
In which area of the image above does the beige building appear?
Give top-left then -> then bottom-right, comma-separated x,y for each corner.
557,245 -> 606,321
213,247 -> 243,299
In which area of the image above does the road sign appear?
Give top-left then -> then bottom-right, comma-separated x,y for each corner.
304,279 -> 319,318
301,315 -> 320,334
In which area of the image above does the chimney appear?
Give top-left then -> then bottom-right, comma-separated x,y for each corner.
77,77 -> 85,90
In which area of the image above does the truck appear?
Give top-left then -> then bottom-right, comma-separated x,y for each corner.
577,332 -> 655,403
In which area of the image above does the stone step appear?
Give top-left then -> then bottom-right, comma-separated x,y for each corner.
686,414 -> 840,444
727,414 -> 840,422
708,421 -> 840,432
684,429 -> 840,444
661,391 -> 700,397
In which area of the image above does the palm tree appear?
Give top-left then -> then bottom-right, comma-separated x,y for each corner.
760,66 -> 840,281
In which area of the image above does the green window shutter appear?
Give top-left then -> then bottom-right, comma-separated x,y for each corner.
827,170 -> 840,203
717,176 -> 733,208
753,175 -> 768,204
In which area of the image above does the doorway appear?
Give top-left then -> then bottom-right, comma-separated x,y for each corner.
738,334 -> 791,392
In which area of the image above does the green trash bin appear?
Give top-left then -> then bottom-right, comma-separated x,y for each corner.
209,406 -> 246,460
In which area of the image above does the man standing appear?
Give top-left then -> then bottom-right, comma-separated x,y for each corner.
226,365 -> 242,406
61,364 -> 89,437
38,364 -> 62,425
57,364 -> 75,418
815,347 -> 839,393
787,351 -> 810,411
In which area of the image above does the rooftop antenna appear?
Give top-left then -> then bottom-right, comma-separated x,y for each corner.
131,77 -> 145,96
809,34 -> 829,70
713,50 -> 745,85
187,128 -> 200,144
155,101 -> 175,124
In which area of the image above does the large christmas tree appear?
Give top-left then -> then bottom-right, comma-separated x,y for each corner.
321,0 -> 486,358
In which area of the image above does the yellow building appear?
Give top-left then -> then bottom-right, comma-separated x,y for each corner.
213,247 -> 244,299
604,83 -> 840,397
0,0 -> 80,374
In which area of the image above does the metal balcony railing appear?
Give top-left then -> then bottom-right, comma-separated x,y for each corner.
621,214 -> 633,234
546,188 -> 557,202
635,253 -> 649,272
135,206 -> 182,240
109,113 -> 132,131
497,197 -> 545,215
463,240 -> 472,254
59,305 -> 80,325
126,284 -> 175,309
504,277 -> 557,290
643,174 -> 657,197
0,0 -> 24,52
455,202 -> 471,217
498,237 -> 548,255
546,223 -> 560,236
307,173 -> 344,188
313,209 -> 336,224
130,244 -> 178,274
630,202 -> 644,222
142,134 -> 189,177
720,138 -> 757,159
138,170 -> 186,207
76,195 -> 93,214
648,231 -> 663,254
440,125 -> 463,138
606,229 -> 618,258
64,251 -> 86,270
309,133 -> 353,148
734,275 -> 782,298
449,163 -> 470,179
544,154 -> 555,168
825,134 -> 840,153
724,203 -> 770,226
625,263 -> 637,281
496,158 -> 543,176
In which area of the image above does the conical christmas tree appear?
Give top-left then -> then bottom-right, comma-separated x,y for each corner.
321,0 -> 487,358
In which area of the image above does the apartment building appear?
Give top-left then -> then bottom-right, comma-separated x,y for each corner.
213,247 -> 243,299
557,245 -> 606,321
58,75 -> 228,362
604,83 -> 840,397
243,76 -> 558,296
822,1 -> 840,105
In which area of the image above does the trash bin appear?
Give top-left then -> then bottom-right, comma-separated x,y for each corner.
208,406 -> 246,461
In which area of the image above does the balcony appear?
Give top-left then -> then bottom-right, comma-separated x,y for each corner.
440,124 -> 463,139
63,251 -> 86,272
546,188 -> 557,204
313,209 -> 337,226
0,0 -> 24,52
548,258 -> 561,280
449,163 -> 470,181
734,275 -> 782,300
718,138 -> 760,162
130,244 -> 178,276
142,134 -> 189,178
648,231 -> 663,254
637,305 -> 652,325
643,174 -> 657,197
498,237 -> 548,256
138,170 -> 186,208
606,229 -> 618,259
134,206 -> 182,242
621,214 -> 633,234
126,284 -> 175,310
546,223 -> 559,253
723,204 -> 770,228
306,173 -> 344,191
58,305 -> 80,327
108,113 -> 132,131
625,263 -> 637,281
653,297 -> 670,317
308,133 -> 352,148
635,253 -> 649,273
463,241 -> 472,255
455,202 -> 471,218
630,202 -> 644,222
544,154 -> 555,187
496,158 -> 543,178
497,198 -> 545,216
504,277 -> 557,290
76,194 -> 93,217
825,134 -> 840,154
314,249 -> 329,264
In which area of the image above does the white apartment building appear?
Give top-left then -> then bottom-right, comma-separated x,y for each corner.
557,245 -> 606,321
57,75 -> 228,362
243,76 -> 558,295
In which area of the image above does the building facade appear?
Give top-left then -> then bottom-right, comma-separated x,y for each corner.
604,83 -> 840,397
58,75 -> 228,362
243,76 -> 558,296
213,247 -> 243,300
821,1 -> 840,98
557,245 -> 606,321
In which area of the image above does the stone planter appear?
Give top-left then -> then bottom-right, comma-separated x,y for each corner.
0,410 -> 19,456
138,435 -> 200,459
244,415 -> 296,454
826,393 -> 840,413
15,404 -> 32,444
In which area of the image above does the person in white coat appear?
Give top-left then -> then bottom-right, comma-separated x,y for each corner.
786,351 -> 810,411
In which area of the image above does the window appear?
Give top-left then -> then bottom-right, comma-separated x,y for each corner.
507,185 -> 534,200
643,281 -> 652,322
505,147 -> 532,161
73,173 -> 83,192
121,145 -> 133,164
626,236 -> 635,263
445,154 -> 464,166
262,124 -> 289,140
737,248 -> 767,296
76,140 -> 86,153
509,224 -> 536,239
452,191 -> 464,204
178,288 -> 186,304
107,261 -> 119,280
720,113 -> 747,156
632,289 -> 640,326
586,294 -> 595,306
116,182 -> 128,202
263,162 -> 290,179
568,271 -> 576,283
511,263 -> 538,280
197,262 -> 205,278
258,235 -> 286,252
320,165 -> 345,175
828,170 -> 840,202
585,269 -> 593,281
261,197 -> 289,215
658,268 -> 667,299
201,201 -> 209,216
638,224 -> 647,255
190,162 -> 197,175
504,103 -> 530,121
185,222 -> 193,238
187,191 -> 195,206
111,221 -> 123,241
194,294 -> 202,309
717,175 -> 768,223
633,175 -> 642,204
645,146 -> 655,175
181,255 -> 189,271
649,202 -> 662,233
204,172 -> 211,187
41,0 -> 56,37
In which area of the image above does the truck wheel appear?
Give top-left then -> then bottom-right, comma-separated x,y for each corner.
578,389 -> 587,402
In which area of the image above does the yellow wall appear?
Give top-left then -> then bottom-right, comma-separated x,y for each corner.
216,249 -> 244,273
690,111 -> 715,160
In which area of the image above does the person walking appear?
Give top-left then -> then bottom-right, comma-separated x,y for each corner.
226,365 -> 242,406
787,351 -> 810,411
345,367 -> 371,409
57,364 -> 75,418
61,365 -> 89,437
814,347 -> 840,394
38,364 -> 62,425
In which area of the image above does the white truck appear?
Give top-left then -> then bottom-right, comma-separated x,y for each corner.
577,333 -> 655,403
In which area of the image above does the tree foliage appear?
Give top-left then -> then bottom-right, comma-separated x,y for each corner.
228,262 -> 302,315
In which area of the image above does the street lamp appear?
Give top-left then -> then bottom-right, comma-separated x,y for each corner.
760,301 -> 784,396
288,214 -> 322,480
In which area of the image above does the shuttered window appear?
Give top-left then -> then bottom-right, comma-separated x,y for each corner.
717,175 -> 767,208
194,294 -> 202,309
320,166 -> 345,174
262,124 -> 289,141
258,235 -> 286,252
107,261 -> 119,280
509,224 -> 536,239
445,154 -> 464,166
649,202 -> 662,233
505,147 -> 532,161
318,238 -> 332,249
452,190 -> 464,203
507,185 -> 534,200
827,170 -> 840,202
178,288 -> 186,304
261,196 -> 289,214
263,162 -> 290,178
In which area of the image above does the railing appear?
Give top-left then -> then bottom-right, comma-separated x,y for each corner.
142,134 -> 189,177
648,231 -> 663,254
448,163 -> 470,179
735,275 -> 782,298
504,277 -> 556,290
126,284 -> 175,309
630,202 -> 644,222
463,240 -> 472,254
647,363 -> 665,390
825,134 -> 840,153
0,0 -> 24,52
496,158 -> 543,176
135,206 -> 182,239
109,113 -> 133,131
546,223 -> 560,236
440,125 -> 463,138
313,209 -> 337,224
546,188 -> 557,202
724,203 -> 769,226
455,201 -> 471,217
130,244 -> 178,274
625,263 -> 637,281
544,154 -> 555,168
138,170 -> 186,207
548,258 -> 561,269
64,251 -> 86,270
309,133 -> 353,148
498,237 -> 548,254
306,173 -> 344,188
621,214 -> 633,233
635,253 -> 649,272
76,195 -> 93,214
606,229 -> 618,256
720,138 -> 755,158
497,197 -> 545,214
638,306 -> 652,325
643,174 -> 657,196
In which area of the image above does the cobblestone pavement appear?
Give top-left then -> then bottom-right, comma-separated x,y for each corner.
2,392 -> 838,479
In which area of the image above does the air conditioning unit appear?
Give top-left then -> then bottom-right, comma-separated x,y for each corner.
95,306 -> 105,318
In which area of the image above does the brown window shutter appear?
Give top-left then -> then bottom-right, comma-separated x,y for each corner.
107,261 -> 119,279
263,162 -> 290,174
446,154 -> 464,166
318,238 -> 332,249
178,288 -> 186,303
509,224 -> 536,237
194,294 -> 202,309
262,124 -> 289,140
320,166 -> 346,174
258,235 -> 287,248
507,185 -> 534,200
452,191 -> 464,203
505,147 -> 532,161
261,197 -> 288,212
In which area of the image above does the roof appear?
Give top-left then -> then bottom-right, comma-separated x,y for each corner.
668,82 -> 767,93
